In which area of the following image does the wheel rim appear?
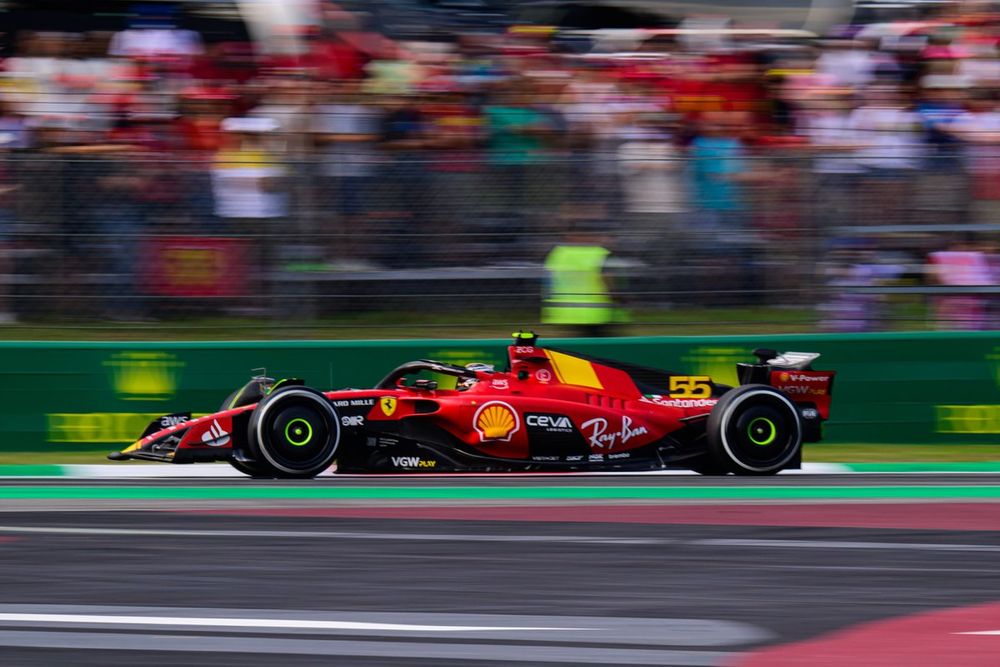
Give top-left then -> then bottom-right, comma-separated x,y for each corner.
285,418 -> 313,447
256,391 -> 338,474
747,417 -> 776,446
720,392 -> 801,472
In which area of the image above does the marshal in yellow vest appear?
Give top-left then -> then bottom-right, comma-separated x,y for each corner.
542,244 -> 614,326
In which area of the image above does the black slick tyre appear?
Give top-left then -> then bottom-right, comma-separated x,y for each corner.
689,456 -> 729,476
247,387 -> 340,479
706,385 -> 802,476
227,458 -> 273,478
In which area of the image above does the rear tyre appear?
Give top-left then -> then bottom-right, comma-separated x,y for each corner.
248,387 -> 340,479
689,457 -> 729,476
706,385 -> 801,476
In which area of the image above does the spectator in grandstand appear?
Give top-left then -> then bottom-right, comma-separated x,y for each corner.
688,111 -> 750,231
927,240 -> 995,330
108,4 -> 204,61
248,76 -> 316,157
617,112 -> 687,257
949,90 -> 1000,225
916,74 -> 970,165
849,84 -> 923,226
801,86 -> 864,232
211,117 -> 287,288
0,99 -> 32,151
89,144 -> 151,321
377,92 -> 432,266
0,126 -> 20,324
956,28 -> 1000,89
914,74 -> 971,224
312,79 -> 382,264
818,241 -> 893,332
814,36 -> 882,90
687,111 -> 757,304
560,63 -> 631,219
421,82 -> 488,260
483,76 -> 555,226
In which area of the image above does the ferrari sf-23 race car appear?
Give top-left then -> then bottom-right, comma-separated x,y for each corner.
109,333 -> 835,477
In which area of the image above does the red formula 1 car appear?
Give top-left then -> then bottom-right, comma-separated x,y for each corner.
110,333 -> 834,477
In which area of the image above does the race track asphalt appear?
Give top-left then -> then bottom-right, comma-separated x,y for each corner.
1,473 -> 999,666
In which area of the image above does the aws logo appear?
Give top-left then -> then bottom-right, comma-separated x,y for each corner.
104,351 -> 184,401
474,401 -> 520,442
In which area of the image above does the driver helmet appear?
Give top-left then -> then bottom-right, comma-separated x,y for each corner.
459,362 -> 495,388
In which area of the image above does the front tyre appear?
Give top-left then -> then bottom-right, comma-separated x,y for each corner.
706,385 -> 802,475
227,457 -> 273,478
248,387 -> 340,479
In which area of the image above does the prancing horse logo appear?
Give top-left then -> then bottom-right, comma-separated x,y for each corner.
380,396 -> 397,417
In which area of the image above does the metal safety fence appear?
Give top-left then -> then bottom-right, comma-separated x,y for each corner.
0,147 -> 998,333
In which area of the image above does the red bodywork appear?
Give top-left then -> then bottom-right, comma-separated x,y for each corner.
117,342 -> 834,473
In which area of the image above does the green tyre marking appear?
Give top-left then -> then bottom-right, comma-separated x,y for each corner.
285,418 -> 313,447
747,417 -> 777,446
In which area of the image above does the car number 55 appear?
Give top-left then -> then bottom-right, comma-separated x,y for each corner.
669,376 -> 712,399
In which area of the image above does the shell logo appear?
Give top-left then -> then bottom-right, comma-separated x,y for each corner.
473,401 -> 520,442
780,372 -> 790,382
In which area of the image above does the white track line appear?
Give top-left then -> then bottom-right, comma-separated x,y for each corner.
36,462 -> 850,478
0,613 -> 578,633
694,538 -> 1000,552
3,525 -> 1000,552
0,525 -> 664,545
0,631 -> 735,665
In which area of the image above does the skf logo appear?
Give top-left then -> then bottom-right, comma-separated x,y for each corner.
474,401 -> 520,442
380,396 -> 397,417
201,419 -> 230,447
104,351 -> 184,401
341,415 -> 364,427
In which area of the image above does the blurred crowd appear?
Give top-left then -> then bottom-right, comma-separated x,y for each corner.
0,2 -> 998,330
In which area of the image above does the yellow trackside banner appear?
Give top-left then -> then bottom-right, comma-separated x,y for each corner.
544,350 -> 603,390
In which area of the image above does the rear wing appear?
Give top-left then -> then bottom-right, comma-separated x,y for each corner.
737,348 -> 834,420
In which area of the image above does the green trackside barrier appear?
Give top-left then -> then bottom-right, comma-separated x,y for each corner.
0,331 -> 998,453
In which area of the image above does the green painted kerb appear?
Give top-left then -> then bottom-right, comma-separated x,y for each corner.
847,462 -> 1000,473
748,418 -> 777,446
0,465 -> 65,477
1,485 -> 999,501
285,419 -> 313,447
